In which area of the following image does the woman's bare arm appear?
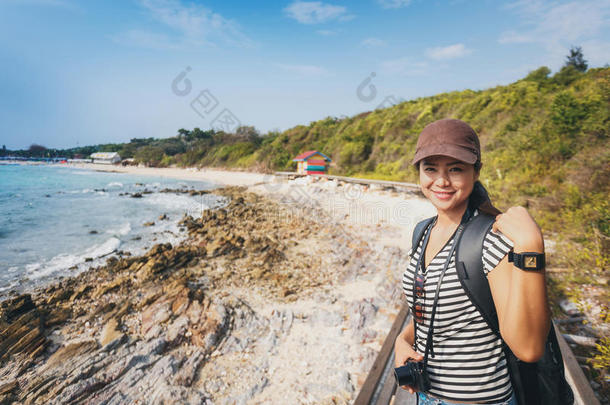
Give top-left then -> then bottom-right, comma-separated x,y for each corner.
394,316 -> 424,393
487,206 -> 551,362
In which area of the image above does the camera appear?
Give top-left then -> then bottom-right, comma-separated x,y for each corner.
394,361 -> 431,392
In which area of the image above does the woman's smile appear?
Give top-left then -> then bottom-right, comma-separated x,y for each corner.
432,190 -> 455,200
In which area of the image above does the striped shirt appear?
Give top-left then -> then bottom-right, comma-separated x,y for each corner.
402,210 -> 514,404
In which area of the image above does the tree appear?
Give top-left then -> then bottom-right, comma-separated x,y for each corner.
565,46 -> 587,72
524,66 -> 551,83
134,145 -> 165,167
190,127 -> 213,141
28,144 -> 47,157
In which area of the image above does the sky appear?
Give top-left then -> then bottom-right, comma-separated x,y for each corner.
0,0 -> 609,149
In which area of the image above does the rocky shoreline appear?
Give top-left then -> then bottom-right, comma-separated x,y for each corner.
2,174 -> 606,404
0,185 -> 409,404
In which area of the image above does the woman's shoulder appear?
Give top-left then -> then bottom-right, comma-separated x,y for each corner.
481,222 -> 514,275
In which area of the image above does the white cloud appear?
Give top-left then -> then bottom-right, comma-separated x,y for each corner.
377,0 -> 412,9
115,0 -> 254,49
425,43 -> 472,60
499,0 -> 610,65
361,37 -> 387,47
275,63 -> 329,77
379,57 -> 428,76
283,1 -> 354,24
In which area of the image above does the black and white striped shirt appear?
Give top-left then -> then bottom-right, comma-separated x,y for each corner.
402,210 -> 514,404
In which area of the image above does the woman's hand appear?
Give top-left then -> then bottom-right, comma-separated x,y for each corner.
492,206 -> 544,251
394,335 -> 424,394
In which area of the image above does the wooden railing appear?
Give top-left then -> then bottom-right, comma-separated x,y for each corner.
274,171 -> 421,193
354,303 -> 600,405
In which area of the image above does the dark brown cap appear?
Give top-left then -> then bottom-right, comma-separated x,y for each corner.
411,118 -> 481,166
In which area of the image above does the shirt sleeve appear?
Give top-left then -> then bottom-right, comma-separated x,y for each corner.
482,228 -> 514,275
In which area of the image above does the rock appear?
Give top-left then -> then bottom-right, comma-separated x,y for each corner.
70,285 -> 93,302
0,295 -> 47,363
100,318 -> 126,351
562,333 -> 597,347
171,293 -> 190,316
190,300 -> 230,352
131,193 -> 143,198
173,351 -> 205,386
89,230 -> 98,234
159,214 -> 168,220
143,221 -> 155,227
145,324 -> 163,341
167,315 -> 189,345
0,379 -> 18,404
92,275 -> 130,299
141,302 -> 171,336
0,294 -> 35,324
559,299 -> 580,316
45,340 -> 98,369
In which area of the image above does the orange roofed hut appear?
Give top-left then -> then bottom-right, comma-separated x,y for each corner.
292,150 -> 332,175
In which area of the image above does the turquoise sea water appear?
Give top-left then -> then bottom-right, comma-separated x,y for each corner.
0,164 -> 225,295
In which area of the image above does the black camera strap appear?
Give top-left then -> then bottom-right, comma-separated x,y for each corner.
423,223 -> 465,364
412,207 -> 473,369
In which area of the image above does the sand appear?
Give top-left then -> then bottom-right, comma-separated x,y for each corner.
65,163 -> 271,187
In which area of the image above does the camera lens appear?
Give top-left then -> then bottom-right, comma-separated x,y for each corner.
394,363 -> 417,387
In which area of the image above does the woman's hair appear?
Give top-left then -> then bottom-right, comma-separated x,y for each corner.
415,159 -> 502,216
468,179 -> 502,216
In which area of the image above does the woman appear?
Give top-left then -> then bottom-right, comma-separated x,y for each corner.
394,119 -> 550,404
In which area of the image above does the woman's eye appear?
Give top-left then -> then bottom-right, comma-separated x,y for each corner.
450,167 -> 463,172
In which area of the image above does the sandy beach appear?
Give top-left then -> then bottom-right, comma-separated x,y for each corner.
0,163 -> 436,404
66,163 -> 272,187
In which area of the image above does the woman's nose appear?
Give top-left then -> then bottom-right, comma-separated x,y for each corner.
434,172 -> 450,187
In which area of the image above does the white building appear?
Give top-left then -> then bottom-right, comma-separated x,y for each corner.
90,152 -> 121,164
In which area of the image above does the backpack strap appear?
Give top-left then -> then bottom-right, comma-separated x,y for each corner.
411,217 -> 436,258
454,212 -> 500,333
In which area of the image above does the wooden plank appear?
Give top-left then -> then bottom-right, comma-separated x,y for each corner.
354,304 -> 410,405
375,361 -> 398,405
554,322 -> 601,405
273,171 -> 421,193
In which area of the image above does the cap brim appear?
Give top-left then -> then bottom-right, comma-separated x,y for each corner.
411,144 -> 478,166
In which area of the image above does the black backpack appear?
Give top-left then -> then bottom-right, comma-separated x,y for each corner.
411,213 -> 574,405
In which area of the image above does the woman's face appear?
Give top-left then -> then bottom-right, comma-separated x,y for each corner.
419,155 -> 479,215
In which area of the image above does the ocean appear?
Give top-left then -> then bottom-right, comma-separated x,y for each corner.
0,164 -> 226,295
